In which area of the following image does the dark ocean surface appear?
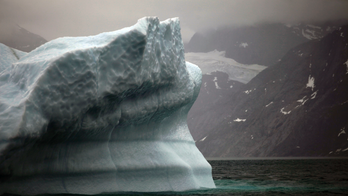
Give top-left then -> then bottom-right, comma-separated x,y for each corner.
112,158 -> 348,196
8,159 -> 348,196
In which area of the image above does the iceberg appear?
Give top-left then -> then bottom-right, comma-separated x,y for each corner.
0,17 -> 215,195
0,43 -> 27,72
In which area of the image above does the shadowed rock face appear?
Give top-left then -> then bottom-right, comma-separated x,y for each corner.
0,17 -> 215,195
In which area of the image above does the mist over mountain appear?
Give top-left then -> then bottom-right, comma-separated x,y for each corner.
188,24 -> 348,157
0,19 -> 47,52
186,20 -> 348,66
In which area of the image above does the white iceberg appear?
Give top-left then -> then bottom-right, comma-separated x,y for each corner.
0,17 -> 215,195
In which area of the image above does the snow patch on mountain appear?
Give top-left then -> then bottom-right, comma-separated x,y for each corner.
280,107 -> 291,115
239,43 -> 248,48
338,128 -> 346,137
244,89 -> 253,94
200,136 -> 207,142
213,77 -> 221,89
265,102 -> 273,107
234,118 -> 246,122
297,96 -> 307,103
306,75 -> 315,91
302,29 -> 316,40
311,91 -> 318,99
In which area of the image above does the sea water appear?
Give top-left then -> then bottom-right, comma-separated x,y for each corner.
107,158 -> 348,196
7,159 -> 348,196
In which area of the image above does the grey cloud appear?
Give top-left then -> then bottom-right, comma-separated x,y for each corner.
1,0 -> 348,43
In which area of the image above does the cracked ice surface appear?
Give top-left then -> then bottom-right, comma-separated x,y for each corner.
0,17 -> 215,195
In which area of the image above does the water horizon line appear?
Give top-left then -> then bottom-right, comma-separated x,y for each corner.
206,156 -> 348,160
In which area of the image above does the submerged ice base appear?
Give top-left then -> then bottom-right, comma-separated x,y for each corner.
0,17 -> 215,195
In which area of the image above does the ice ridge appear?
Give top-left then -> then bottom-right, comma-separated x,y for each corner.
0,17 -> 215,195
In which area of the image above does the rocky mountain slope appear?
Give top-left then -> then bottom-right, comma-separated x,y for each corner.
185,51 -> 266,144
190,25 -> 348,157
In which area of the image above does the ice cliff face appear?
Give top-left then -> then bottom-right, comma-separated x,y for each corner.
0,17 -> 215,195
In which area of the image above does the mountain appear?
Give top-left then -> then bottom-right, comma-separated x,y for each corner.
191,25 -> 348,157
187,71 -> 245,143
186,21 -> 347,66
185,51 -> 265,142
0,19 -> 47,52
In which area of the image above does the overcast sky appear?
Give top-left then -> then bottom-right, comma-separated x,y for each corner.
1,0 -> 348,43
